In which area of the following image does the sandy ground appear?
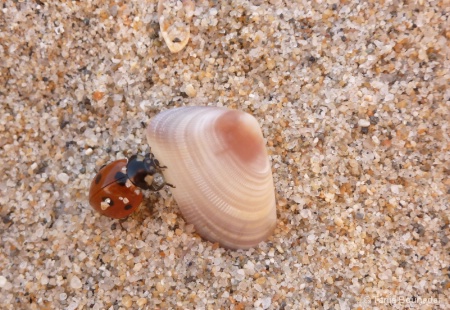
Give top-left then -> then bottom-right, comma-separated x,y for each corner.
1,0 -> 449,309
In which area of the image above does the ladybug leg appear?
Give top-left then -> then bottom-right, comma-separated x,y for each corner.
166,182 -> 175,188
154,158 -> 167,169
145,153 -> 167,168
118,218 -> 128,231
145,152 -> 168,169
97,163 -> 107,172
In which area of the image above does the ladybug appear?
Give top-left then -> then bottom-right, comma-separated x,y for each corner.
89,153 -> 173,219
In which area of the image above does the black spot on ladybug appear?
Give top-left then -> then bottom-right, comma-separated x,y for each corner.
95,174 -> 102,184
115,172 -> 127,186
102,197 -> 113,206
124,204 -> 133,210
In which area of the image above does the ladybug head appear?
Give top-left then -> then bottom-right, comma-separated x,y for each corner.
126,153 -> 167,191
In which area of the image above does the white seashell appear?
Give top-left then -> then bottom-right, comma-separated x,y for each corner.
146,107 -> 277,249
158,0 -> 195,53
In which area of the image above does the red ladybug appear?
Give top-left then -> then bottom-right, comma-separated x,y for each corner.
89,153 -> 172,219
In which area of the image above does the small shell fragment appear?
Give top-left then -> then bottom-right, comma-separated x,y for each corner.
158,0 -> 195,53
146,107 -> 277,249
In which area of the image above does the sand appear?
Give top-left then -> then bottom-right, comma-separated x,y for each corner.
1,0 -> 449,309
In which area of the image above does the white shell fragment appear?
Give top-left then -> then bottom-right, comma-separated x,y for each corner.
146,107 -> 277,249
158,0 -> 195,53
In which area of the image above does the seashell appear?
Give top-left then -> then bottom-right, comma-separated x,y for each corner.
158,0 -> 195,53
146,107 -> 277,249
